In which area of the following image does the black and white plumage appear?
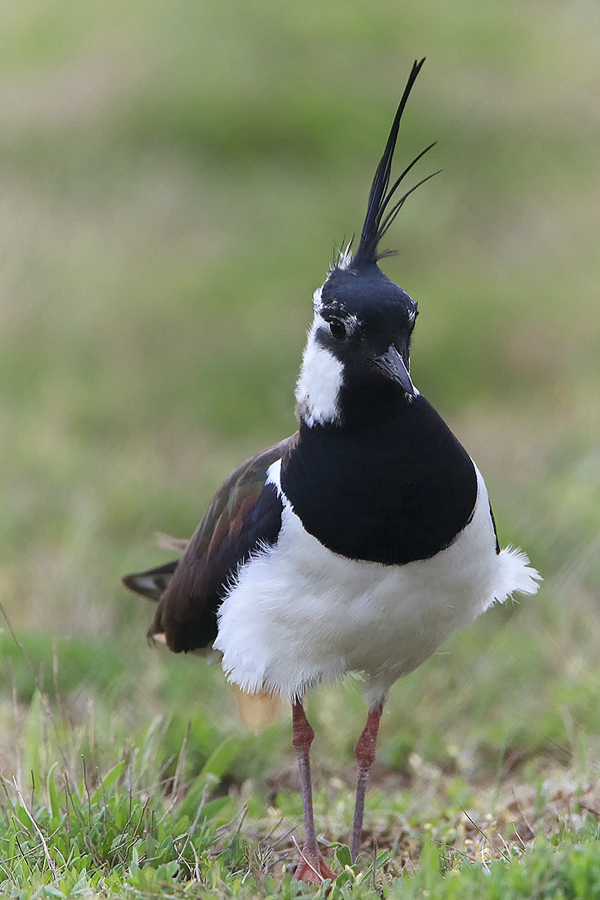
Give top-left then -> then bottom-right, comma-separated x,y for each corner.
124,58 -> 540,883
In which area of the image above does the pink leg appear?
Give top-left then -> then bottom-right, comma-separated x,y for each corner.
351,704 -> 383,862
291,700 -> 336,883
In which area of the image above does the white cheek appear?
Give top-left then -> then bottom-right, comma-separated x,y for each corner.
295,323 -> 343,426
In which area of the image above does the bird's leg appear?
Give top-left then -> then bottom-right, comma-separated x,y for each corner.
291,699 -> 336,883
351,704 -> 383,862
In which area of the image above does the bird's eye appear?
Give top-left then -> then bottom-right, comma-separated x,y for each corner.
328,319 -> 347,340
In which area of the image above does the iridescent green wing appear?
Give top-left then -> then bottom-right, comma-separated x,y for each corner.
137,437 -> 291,652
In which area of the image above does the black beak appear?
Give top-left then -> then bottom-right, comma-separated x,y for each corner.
374,345 -> 415,397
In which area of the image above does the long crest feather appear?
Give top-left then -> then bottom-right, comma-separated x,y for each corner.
353,58 -> 437,268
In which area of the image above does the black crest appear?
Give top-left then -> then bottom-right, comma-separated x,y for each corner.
353,58 -> 438,270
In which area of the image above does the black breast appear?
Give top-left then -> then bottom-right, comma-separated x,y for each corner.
280,394 -> 478,565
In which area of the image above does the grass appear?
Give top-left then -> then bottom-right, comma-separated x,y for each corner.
1,0 -> 600,895
2,692 -> 600,899
2,676 -> 600,898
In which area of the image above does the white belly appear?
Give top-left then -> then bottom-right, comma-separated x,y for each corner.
214,465 -> 539,707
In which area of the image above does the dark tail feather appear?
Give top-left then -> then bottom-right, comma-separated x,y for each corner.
122,560 -> 179,601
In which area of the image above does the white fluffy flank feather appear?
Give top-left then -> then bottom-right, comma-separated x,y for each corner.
488,546 -> 542,608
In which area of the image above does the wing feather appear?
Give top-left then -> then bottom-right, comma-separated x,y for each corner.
144,437 -> 291,652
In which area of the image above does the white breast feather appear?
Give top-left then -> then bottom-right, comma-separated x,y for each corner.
214,461 -> 540,707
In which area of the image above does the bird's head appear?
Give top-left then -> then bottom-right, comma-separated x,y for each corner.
295,59 -> 437,428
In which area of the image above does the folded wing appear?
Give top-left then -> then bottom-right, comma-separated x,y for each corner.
123,437 -> 291,652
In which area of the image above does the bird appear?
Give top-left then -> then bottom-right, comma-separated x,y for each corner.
123,58 -> 541,883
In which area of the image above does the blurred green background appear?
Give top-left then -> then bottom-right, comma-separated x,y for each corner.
0,0 -> 599,801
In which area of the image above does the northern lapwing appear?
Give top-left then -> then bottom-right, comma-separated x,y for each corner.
123,58 -> 541,883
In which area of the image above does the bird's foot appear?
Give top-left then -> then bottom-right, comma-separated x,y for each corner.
293,845 -> 336,884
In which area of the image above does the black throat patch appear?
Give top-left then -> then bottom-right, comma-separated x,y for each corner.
280,394 -> 478,565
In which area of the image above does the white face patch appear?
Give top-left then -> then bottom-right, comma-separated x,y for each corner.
295,317 -> 344,427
